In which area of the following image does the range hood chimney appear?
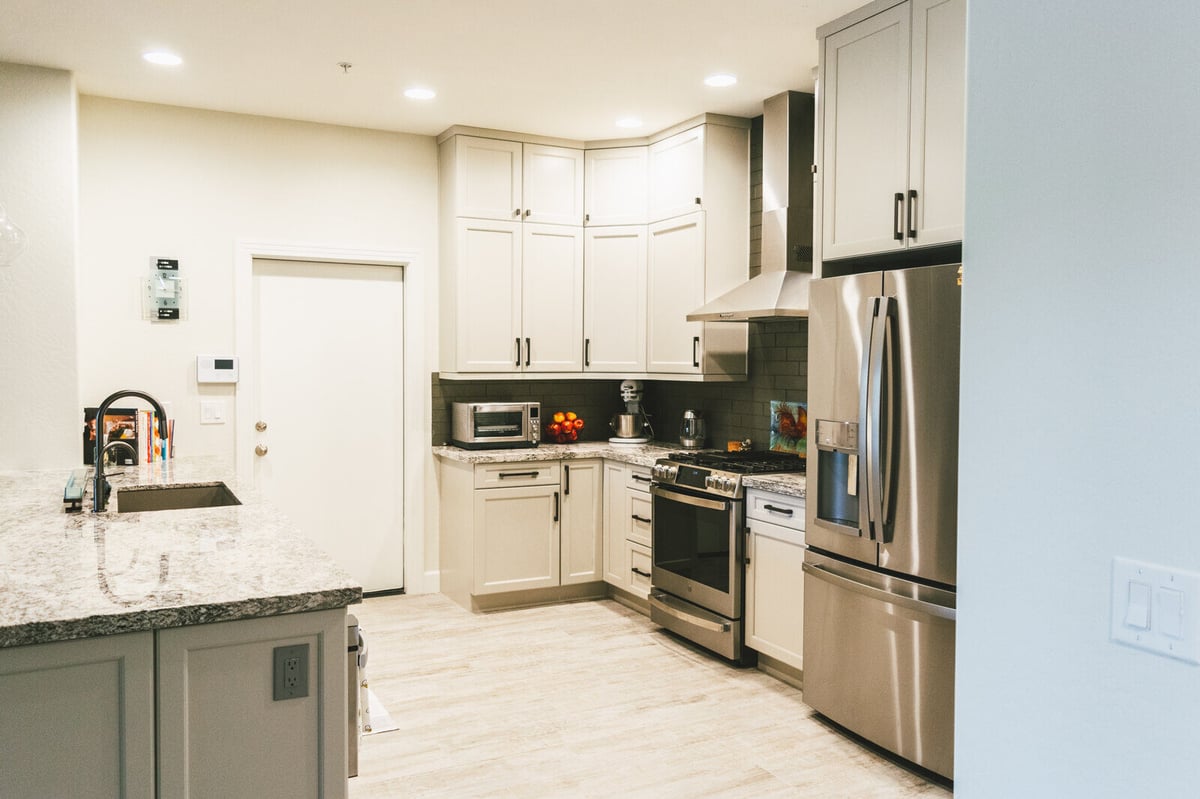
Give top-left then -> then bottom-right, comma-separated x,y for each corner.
688,91 -> 814,321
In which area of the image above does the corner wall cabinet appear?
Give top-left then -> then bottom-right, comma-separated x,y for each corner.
818,0 -> 965,261
440,458 -> 604,610
438,118 -> 749,381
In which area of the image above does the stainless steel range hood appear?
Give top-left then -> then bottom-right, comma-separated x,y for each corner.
688,91 -> 814,321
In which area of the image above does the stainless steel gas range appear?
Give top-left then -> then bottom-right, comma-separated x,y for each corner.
648,449 -> 805,664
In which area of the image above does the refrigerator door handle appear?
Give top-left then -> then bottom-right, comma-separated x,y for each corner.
858,298 -> 879,537
864,297 -> 891,540
802,562 -> 956,621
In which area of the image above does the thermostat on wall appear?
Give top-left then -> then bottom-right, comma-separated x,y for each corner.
197,355 -> 239,384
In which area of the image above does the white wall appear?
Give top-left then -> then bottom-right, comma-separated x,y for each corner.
956,2 -> 1200,795
0,63 -> 80,469
76,97 -> 442,589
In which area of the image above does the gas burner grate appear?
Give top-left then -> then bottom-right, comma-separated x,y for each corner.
666,450 -> 806,474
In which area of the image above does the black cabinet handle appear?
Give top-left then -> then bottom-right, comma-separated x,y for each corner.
692,336 -> 700,368
515,337 -> 521,366
499,471 -> 539,479
631,514 -> 651,524
525,337 -> 531,367
553,491 -> 559,522
564,464 -> 570,495
585,338 -> 590,367
631,567 -> 652,578
893,192 -> 904,241
631,474 -> 651,484
907,189 -> 918,239
763,504 -> 794,516
694,197 -> 701,205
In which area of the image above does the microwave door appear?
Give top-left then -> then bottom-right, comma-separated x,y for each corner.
807,272 -> 882,568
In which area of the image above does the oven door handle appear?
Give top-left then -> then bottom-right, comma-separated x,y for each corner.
650,485 -> 730,512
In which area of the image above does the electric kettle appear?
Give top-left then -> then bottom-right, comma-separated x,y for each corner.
679,409 -> 707,449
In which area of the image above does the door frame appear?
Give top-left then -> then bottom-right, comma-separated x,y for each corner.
234,239 -> 429,594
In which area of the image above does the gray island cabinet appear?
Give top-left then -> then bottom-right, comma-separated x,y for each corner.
0,458 -> 361,799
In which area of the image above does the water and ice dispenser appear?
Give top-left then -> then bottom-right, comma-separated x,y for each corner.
814,419 -> 860,533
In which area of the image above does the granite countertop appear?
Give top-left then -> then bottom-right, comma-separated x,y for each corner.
433,442 -> 807,499
0,457 -> 361,649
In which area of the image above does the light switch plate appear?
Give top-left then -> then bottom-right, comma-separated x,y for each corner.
1111,557 -> 1200,664
199,399 -> 226,425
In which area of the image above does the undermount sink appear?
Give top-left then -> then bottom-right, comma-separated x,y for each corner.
116,482 -> 241,513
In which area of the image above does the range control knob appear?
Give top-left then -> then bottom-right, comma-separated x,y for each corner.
667,465 -> 678,480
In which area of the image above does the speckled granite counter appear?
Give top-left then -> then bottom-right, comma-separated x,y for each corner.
433,442 -> 807,499
433,441 -> 677,468
743,473 -> 807,500
0,457 -> 361,649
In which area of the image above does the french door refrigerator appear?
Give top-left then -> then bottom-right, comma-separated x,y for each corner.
803,262 -> 960,780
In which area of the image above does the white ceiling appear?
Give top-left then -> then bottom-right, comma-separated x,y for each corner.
0,0 -> 863,141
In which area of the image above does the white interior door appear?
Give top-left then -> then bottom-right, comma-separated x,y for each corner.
251,258 -> 404,592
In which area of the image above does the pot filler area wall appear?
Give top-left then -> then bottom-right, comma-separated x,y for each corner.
431,319 -> 808,449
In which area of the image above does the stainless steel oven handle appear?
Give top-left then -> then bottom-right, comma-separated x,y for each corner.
649,590 -> 731,633
801,562 -> 956,621
650,484 -> 730,512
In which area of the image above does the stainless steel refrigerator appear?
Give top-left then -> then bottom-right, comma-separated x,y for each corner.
803,262 -> 960,780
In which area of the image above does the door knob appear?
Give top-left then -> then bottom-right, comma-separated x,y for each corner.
255,444 -> 268,456
255,421 -> 267,432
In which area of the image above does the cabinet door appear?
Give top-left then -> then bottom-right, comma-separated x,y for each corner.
454,136 -> 523,221
821,3 -> 911,259
560,459 -> 603,584
523,144 -> 585,225
157,610 -> 347,799
522,223 -> 584,372
585,147 -> 648,226
745,519 -> 806,669
909,0 -> 965,247
0,632 -> 155,799
583,226 -> 647,372
647,212 -> 705,373
473,484 -> 560,594
626,540 -> 653,599
455,218 -> 523,372
648,126 -> 705,222
602,461 -> 629,588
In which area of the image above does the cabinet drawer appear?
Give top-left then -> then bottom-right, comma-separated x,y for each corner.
626,491 -> 652,548
474,460 -> 560,489
746,490 -> 805,531
625,465 -> 653,492
627,541 -> 652,599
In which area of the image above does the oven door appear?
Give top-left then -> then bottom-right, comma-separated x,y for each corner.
650,484 -> 742,620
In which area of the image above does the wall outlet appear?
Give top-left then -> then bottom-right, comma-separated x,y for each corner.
273,643 -> 310,700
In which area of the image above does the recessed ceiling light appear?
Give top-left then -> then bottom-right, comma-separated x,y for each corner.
704,73 -> 737,88
615,117 -> 643,129
143,51 -> 183,67
404,87 -> 436,100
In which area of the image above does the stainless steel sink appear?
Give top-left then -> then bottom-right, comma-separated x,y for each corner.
116,482 -> 241,513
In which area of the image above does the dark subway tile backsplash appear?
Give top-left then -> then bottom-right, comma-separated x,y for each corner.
431,319 -> 808,450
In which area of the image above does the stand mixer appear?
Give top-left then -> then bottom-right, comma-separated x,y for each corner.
608,379 -> 654,444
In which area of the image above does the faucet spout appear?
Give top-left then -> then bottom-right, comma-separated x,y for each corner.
92,390 -> 168,512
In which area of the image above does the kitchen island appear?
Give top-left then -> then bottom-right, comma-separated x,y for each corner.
0,457 -> 361,799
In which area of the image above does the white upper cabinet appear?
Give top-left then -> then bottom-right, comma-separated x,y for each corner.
450,218 -> 523,373
453,136 -> 524,221
583,226 -> 647,372
521,223 -> 585,372
449,135 -> 583,225
523,143 -> 585,226
819,0 -> 965,260
647,212 -> 706,373
585,147 -> 648,226
649,126 -> 706,222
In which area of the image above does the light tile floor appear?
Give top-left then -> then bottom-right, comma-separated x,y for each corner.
350,593 -> 952,798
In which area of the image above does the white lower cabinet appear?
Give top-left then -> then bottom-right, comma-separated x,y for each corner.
0,632 -> 155,799
744,489 -> 806,670
441,458 -> 603,608
602,461 -> 653,599
0,609 -> 348,799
